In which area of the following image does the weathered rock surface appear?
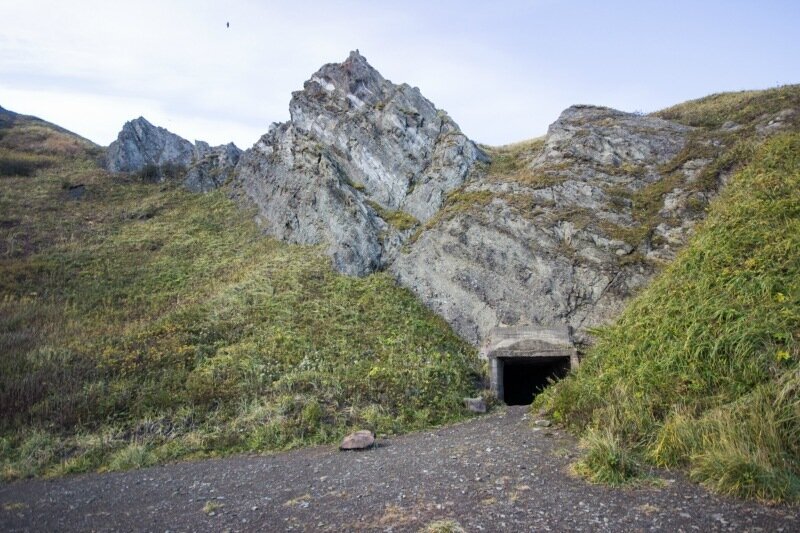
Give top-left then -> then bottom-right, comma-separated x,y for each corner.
106,116 -> 241,191
106,117 -> 195,172
339,430 -> 375,451
391,106 -> 708,345
463,397 -> 487,414
232,51 -> 486,276
185,141 -> 242,192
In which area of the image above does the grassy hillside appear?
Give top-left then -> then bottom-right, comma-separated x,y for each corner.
536,128 -> 800,502
0,117 -> 482,479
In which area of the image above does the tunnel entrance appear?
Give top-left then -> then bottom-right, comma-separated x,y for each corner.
484,325 -> 579,405
500,356 -> 571,405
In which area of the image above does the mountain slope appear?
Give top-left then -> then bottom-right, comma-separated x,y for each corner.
537,127 -> 800,501
0,111 -> 481,479
394,86 -> 800,346
2,81 -> 798,495
0,105 -> 99,179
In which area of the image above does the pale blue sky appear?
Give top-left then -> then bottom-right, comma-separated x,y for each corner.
1,0 -> 798,148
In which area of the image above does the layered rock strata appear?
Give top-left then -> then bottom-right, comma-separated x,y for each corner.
391,106 -> 706,345
232,51 -> 487,276
106,117 -> 241,191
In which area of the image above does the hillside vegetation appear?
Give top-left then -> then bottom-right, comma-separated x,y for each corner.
0,117 -> 481,478
537,87 -> 800,502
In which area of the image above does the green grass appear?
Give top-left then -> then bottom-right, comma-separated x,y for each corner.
482,137 -> 568,189
366,200 -> 419,231
572,428 -> 642,485
594,84 -> 800,256
655,85 -> 800,129
0,129 -> 482,479
536,132 -> 800,502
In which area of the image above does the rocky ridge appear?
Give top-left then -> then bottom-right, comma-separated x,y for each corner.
231,51 -> 487,276
105,117 -> 241,192
102,55 -> 800,347
392,96 -> 800,345
392,106 -> 702,344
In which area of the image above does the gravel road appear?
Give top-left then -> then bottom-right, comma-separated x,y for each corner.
1,406 -> 796,532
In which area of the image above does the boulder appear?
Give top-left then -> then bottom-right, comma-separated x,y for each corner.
339,430 -> 375,451
463,397 -> 487,414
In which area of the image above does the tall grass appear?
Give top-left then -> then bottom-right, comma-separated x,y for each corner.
0,148 -> 56,177
536,132 -> 800,502
0,143 -> 482,478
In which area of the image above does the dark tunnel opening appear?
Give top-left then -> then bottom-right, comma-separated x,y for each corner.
501,356 -> 571,405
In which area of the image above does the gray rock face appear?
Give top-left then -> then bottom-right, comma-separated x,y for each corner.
106,117 -> 195,173
339,430 -> 375,451
185,142 -> 242,192
106,117 -> 241,191
534,105 -> 689,168
233,51 -> 486,276
391,106 -> 707,345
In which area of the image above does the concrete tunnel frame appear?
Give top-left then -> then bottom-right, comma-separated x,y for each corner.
483,326 -> 579,405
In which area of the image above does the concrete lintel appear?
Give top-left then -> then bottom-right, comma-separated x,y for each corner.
486,325 -> 579,401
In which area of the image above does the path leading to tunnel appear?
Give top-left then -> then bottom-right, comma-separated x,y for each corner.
1,406 -> 796,532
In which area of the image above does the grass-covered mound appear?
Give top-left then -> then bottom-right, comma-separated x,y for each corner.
536,132 -> 800,502
0,124 -> 482,479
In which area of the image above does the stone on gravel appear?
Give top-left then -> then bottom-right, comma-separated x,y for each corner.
2,405 -> 795,531
391,105 -> 705,345
463,397 -> 487,414
106,117 -> 195,173
534,419 -> 552,428
339,430 -> 375,451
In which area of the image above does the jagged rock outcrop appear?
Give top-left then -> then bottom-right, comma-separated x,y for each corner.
391,106 -> 708,345
233,51 -> 486,276
185,142 -> 242,192
106,117 -> 195,172
106,117 -> 241,191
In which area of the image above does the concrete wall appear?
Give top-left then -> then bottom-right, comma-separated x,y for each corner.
485,325 -> 578,400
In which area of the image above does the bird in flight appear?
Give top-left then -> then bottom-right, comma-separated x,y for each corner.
226,22 -> 230,28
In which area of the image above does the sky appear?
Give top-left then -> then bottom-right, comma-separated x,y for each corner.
1,0 -> 799,148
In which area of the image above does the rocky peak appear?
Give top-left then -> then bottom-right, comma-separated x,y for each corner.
295,50 -> 388,112
233,51 -> 486,276
106,117 -> 195,173
536,105 -> 690,168
106,117 -> 241,192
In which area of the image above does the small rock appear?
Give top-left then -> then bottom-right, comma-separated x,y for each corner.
339,430 -> 375,451
464,397 -> 487,413
534,419 -> 552,427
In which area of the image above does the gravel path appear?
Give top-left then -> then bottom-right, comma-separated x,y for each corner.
1,406 -> 797,532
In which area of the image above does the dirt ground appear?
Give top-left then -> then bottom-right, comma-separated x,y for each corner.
1,406 -> 797,532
